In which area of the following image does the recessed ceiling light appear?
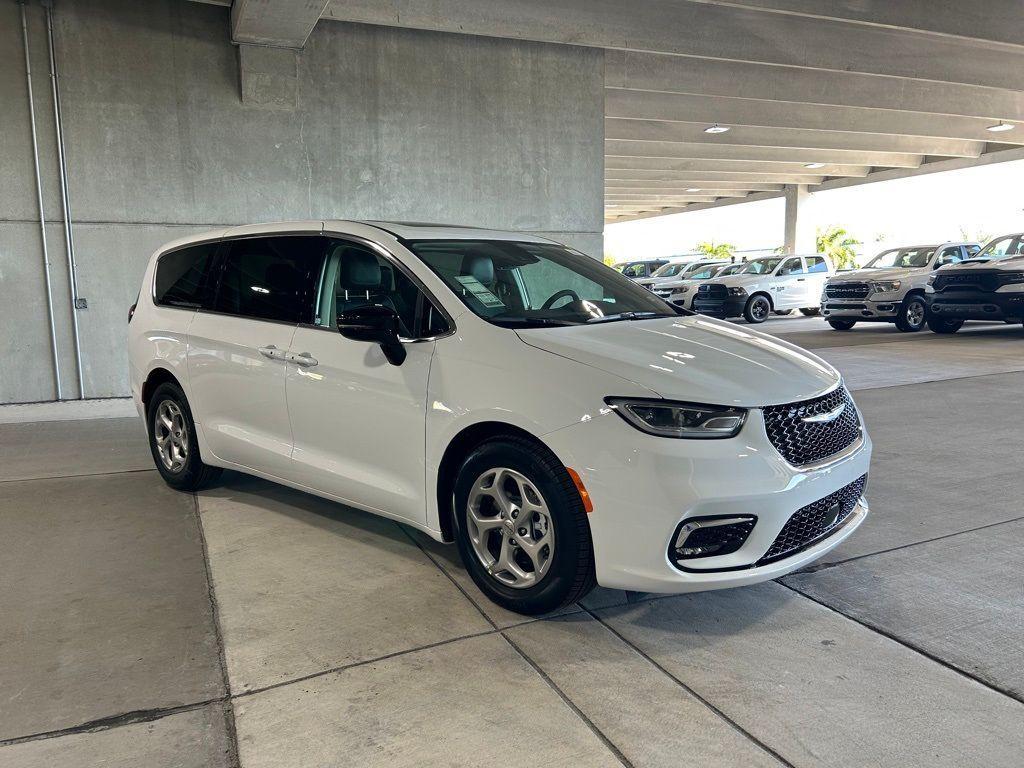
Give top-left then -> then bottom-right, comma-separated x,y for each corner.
804,162 -> 826,169
987,121 -> 1015,133
704,124 -> 730,134
686,187 -> 701,192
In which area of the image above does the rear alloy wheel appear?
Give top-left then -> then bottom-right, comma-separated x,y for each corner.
744,295 -> 771,324
927,316 -> 964,334
828,319 -> 857,331
896,295 -> 927,332
800,307 -> 821,316
147,382 -> 222,491
454,437 -> 595,615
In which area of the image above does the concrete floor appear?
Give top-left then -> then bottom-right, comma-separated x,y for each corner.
2,317 -> 1022,767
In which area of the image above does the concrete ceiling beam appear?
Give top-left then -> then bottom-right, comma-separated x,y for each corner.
606,89 -> 1024,145
691,0 -> 1024,48
231,0 -> 328,47
608,181 -> 784,192
607,173 -> 825,187
605,142 -> 921,169
606,50 -> 1024,123
323,0 -> 1024,90
606,162 -> 871,178
605,122 -> 985,159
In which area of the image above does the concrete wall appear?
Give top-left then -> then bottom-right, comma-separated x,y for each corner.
1,0 -> 604,403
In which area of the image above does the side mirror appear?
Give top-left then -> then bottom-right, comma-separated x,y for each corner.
337,305 -> 406,365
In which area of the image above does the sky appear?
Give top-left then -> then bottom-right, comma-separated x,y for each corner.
605,158 -> 1024,264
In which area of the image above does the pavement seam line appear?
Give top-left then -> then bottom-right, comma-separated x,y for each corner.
0,467 -> 156,484
777,581 -> 1024,707
192,492 -> 241,768
580,606 -> 797,768
398,525 -> 633,768
793,513 -> 1024,575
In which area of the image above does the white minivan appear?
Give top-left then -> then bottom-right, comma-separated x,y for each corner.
129,221 -> 871,614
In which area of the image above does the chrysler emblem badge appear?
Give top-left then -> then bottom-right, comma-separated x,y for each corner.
801,403 -> 846,424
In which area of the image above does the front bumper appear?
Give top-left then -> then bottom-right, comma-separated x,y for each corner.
926,290 -> 1024,321
543,405 -> 872,593
692,296 -> 746,319
822,296 -> 902,322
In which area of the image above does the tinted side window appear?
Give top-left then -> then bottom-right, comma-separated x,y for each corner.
622,264 -> 644,277
805,256 -> 828,273
779,258 -> 805,275
215,236 -> 326,323
154,243 -> 219,309
316,239 -> 448,338
935,247 -> 963,267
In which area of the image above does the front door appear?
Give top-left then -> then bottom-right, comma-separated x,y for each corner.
285,238 -> 443,525
186,233 -> 325,477
772,257 -> 808,309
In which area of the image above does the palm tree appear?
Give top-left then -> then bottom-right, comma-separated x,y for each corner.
816,226 -> 861,270
695,241 -> 736,259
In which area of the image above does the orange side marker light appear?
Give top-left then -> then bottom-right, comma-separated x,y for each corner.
566,467 -> 594,514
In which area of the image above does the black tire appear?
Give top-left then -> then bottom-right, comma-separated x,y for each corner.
828,319 -> 857,331
773,309 -> 794,316
799,307 -> 821,316
895,294 -> 927,332
743,294 -> 772,324
147,382 -> 222,491
453,436 -> 596,615
927,316 -> 964,334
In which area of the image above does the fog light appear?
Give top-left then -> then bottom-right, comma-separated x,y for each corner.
671,516 -> 755,564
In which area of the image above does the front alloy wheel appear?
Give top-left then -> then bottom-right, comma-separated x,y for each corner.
896,296 -> 926,332
744,295 -> 771,323
466,468 -> 554,589
453,436 -> 596,615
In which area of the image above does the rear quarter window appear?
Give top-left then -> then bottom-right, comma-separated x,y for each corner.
154,242 -> 219,309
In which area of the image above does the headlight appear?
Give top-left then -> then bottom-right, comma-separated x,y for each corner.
927,274 -> 937,285
675,286 -> 690,294
998,272 -> 1024,286
605,398 -> 747,439
728,286 -> 747,297
871,280 -> 901,293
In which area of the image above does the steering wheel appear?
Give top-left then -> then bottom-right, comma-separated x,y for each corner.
541,289 -> 581,310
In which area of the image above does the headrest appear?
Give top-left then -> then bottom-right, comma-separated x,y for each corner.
463,254 -> 494,284
339,248 -> 381,289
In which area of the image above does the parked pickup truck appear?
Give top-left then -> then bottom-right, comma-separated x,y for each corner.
822,242 -> 980,332
924,233 -> 1024,333
691,254 -> 832,323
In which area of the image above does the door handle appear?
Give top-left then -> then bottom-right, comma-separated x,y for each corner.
258,345 -> 282,360
796,278 -> 806,282
287,351 -> 319,367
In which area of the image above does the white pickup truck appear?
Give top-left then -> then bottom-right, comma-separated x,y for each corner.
822,242 -> 980,332
691,254 -> 833,323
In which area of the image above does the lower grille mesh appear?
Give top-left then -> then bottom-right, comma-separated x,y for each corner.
758,474 -> 867,564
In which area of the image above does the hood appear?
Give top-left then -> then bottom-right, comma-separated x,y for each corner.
940,254 -> 1024,272
830,266 -> 920,282
515,315 -> 839,407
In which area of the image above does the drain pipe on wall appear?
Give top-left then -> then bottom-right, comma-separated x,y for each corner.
43,0 -> 86,398
20,0 -> 63,400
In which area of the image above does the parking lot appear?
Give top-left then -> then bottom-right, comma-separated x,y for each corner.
3,316 -> 1022,768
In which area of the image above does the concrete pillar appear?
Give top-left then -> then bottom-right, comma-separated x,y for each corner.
783,184 -> 816,254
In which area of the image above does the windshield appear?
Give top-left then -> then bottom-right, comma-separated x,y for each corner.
865,247 -> 936,269
406,240 -> 679,328
976,235 -> 1024,260
740,257 -> 782,275
651,262 -> 686,278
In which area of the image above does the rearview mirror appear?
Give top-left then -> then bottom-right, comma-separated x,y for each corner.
337,305 -> 406,366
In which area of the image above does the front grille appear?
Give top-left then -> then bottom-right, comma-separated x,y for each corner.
825,282 -> 870,299
758,474 -> 867,564
699,283 -> 728,299
932,271 -> 999,292
762,385 -> 861,466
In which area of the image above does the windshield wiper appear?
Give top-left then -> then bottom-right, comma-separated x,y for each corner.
491,317 -> 576,328
586,311 -> 669,324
